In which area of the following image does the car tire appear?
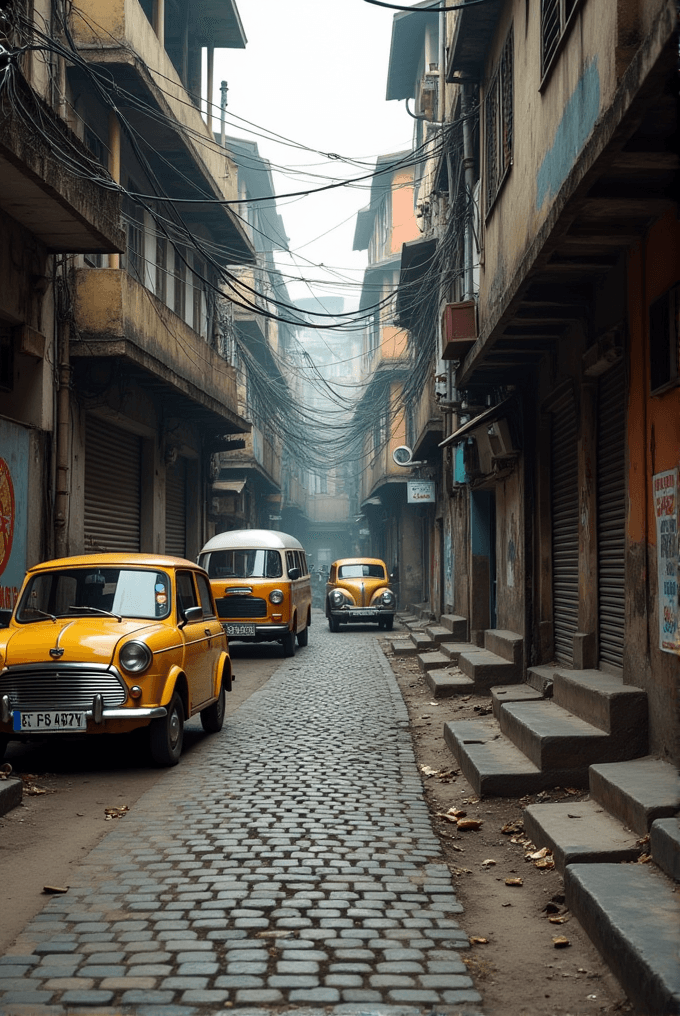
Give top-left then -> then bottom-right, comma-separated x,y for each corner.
149,691 -> 184,766
328,614 -> 339,632
282,630 -> 296,657
297,624 -> 309,647
200,682 -> 226,734
383,617 -> 394,631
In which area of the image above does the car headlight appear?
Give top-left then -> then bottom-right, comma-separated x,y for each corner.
269,589 -> 284,604
119,640 -> 152,674
329,589 -> 346,607
381,590 -> 396,606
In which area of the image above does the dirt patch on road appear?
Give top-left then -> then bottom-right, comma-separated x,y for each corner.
383,639 -> 635,1016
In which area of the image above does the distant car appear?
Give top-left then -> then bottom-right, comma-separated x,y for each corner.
326,558 -> 396,631
0,554 -> 231,767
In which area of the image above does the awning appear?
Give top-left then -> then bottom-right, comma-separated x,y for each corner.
213,479 -> 246,494
386,2 -> 439,101
396,235 -> 438,328
439,398 -> 512,447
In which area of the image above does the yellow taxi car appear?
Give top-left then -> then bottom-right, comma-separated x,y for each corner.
198,529 -> 312,657
326,557 -> 396,631
0,554 -> 231,767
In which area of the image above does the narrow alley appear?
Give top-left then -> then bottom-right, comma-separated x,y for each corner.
0,624 -> 484,1015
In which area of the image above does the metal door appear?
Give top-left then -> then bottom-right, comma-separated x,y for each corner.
165,457 -> 187,558
597,359 -> 626,668
550,393 -> 579,664
84,417 -> 141,553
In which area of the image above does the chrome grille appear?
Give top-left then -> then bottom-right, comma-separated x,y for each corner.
216,596 -> 267,619
0,666 -> 127,710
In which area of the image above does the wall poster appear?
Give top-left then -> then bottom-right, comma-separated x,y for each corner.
0,418 -> 29,610
654,468 -> 679,654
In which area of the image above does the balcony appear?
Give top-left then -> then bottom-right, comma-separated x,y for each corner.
72,268 -> 246,435
220,426 -> 281,491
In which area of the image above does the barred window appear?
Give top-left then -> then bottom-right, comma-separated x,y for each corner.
484,27 -> 513,216
155,235 -> 167,304
541,0 -> 580,79
650,284 -> 679,394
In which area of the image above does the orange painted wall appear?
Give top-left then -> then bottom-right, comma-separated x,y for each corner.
627,208 -> 680,547
380,325 -> 408,360
390,169 -> 420,256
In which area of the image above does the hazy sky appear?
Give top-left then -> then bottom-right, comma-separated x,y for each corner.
211,0 -> 415,308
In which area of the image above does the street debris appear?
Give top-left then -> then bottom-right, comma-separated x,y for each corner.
527,846 -> 556,870
505,877 -> 523,886
0,763 -> 13,779
255,930 -> 295,939
481,858 -> 497,867
469,935 -> 489,945
501,819 -> 524,835
104,805 -> 129,820
42,885 -> 68,894
457,817 -> 483,831
552,935 -> 571,948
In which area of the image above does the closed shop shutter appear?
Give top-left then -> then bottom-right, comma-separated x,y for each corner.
551,393 -> 579,664
597,359 -> 626,669
84,418 -> 141,553
165,457 -> 187,558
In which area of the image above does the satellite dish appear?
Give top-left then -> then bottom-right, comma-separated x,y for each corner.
393,446 -> 413,466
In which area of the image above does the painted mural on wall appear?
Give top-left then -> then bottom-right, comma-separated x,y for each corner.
654,468 -> 679,654
0,419 -> 29,610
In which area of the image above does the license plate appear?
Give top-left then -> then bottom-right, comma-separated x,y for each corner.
13,710 -> 87,732
224,623 -> 256,637
351,610 -> 377,617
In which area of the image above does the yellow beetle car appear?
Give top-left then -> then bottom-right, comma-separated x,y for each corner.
0,554 -> 231,766
326,558 -> 396,632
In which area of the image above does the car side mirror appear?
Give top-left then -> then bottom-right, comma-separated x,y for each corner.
288,567 -> 301,580
390,574 -> 395,581
181,605 -> 204,626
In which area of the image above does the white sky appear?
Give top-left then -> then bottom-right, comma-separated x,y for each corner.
211,0 -> 415,309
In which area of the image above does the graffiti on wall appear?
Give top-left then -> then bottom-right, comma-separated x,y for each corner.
654,468 -> 679,654
0,419 -> 29,609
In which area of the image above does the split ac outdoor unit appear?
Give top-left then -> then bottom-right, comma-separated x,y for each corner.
441,301 -> 477,360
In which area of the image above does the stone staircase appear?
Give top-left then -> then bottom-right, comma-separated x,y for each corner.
524,757 -> 680,1015
419,628 -> 524,699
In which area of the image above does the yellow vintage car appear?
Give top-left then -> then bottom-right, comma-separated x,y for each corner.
0,554 -> 231,766
326,557 -> 396,631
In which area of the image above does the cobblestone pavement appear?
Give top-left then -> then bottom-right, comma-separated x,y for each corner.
0,623 -> 484,1016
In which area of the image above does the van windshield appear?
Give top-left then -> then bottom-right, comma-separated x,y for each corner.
202,550 -> 283,579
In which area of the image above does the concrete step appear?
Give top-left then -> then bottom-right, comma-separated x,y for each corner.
589,757 -> 680,836
565,862 -> 680,1016
552,669 -> 648,741
443,720 -> 586,797
439,614 -> 468,640
417,651 -> 451,673
651,817 -> 680,881
0,776 -> 22,817
484,629 -> 523,666
491,682 -> 544,720
522,799 -> 640,873
526,665 -> 557,696
425,671 -> 475,698
389,639 -> 419,656
410,632 -> 437,651
499,700 -> 623,776
424,624 -> 456,644
440,641 -> 481,663
458,648 -> 520,687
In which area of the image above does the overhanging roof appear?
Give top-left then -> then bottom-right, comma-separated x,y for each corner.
188,0 -> 247,48
396,235 -> 438,327
439,398 -> 512,447
386,2 -> 439,101
213,479 -> 246,494
446,0 -> 502,79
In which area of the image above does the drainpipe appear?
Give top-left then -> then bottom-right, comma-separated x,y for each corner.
54,264 -> 71,560
108,110 -> 121,269
220,80 -> 228,147
152,0 -> 164,48
462,83 -> 475,302
206,47 -> 214,135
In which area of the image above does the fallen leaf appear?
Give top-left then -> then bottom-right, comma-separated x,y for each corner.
104,805 -> 129,820
481,859 -> 497,867
552,936 -> 571,948
255,930 -> 294,939
528,847 -> 552,860
505,877 -> 523,886
457,818 -> 483,831
25,785 -> 47,796
42,886 -> 69,894
637,853 -> 652,864
548,915 -> 570,924
469,936 -> 488,945
564,787 -> 580,795
436,811 -> 460,824
447,807 -> 467,817
534,858 -> 556,870
501,820 -> 523,834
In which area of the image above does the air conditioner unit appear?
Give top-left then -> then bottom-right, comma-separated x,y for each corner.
441,301 -> 477,360
487,418 -> 518,458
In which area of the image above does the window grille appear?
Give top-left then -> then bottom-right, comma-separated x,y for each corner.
155,235 -> 167,303
484,27 -> 513,216
649,284 -> 679,393
541,0 -> 579,78
123,189 -> 145,281
192,257 -> 206,334
174,247 -> 186,321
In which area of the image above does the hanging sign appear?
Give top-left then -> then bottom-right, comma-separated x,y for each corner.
407,481 -> 435,504
653,468 -> 679,654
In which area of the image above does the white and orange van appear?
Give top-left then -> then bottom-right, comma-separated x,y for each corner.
198,530 -> 311,656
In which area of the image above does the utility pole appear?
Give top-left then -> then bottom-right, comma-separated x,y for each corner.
220,80 -> 228,146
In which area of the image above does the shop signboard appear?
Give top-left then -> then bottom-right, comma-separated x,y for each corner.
0,419 -> 29,610
407,481 -> 435,504
654,468 -> 679,654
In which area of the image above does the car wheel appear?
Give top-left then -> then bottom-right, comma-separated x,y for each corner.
328,614 -> 339,632
282,630 -> 296,657
149,691 -> 184,766
297,624 -> 309,647
200,682 -> 226,734
383,616 -> 394,631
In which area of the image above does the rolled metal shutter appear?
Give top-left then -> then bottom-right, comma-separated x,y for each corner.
165,457 -> 187,558
84,418 -> 141,553
551,394 -> 579,664
597,359 -> 626,669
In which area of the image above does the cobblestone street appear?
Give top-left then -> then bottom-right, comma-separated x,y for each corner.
0,622 -> 483,1016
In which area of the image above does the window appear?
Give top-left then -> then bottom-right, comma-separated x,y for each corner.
124,184 -> 145,281
541,0 -> 580,79
195,573 -> 216,618
650,284 -> 679,394
174,247 -> 186,320
192,257 -> 206,333
176,571 -> 198,616
0,326 -> 13,392
484,26 -> 513,216
156,236 -> 167,304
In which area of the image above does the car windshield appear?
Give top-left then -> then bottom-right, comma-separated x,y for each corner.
16,568 -> 171,622
338,563 -> 386,580
201,549 -> 283,579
